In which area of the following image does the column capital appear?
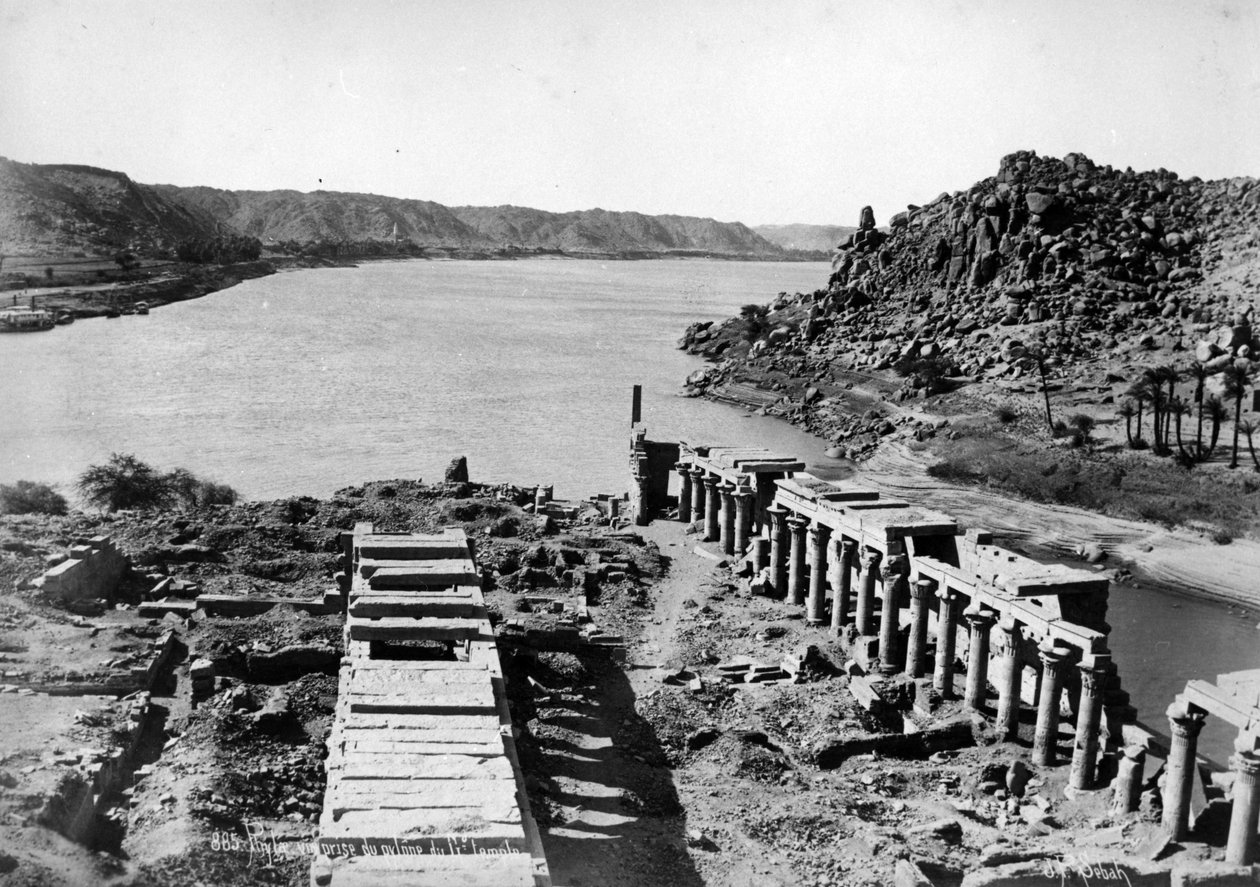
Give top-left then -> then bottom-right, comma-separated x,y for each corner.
766,502 -> 787,516
719,480 -> 736,495
935,584 -> 960,604
911,577 -> 936,601
1229,750 -> 1260,777
879,554 -> 907,581
735,484 -> 754,500
840,539 -> 858,555
786,514 -> 809,530
688,465 -> 706,478
809,521 -> 831,540
1079,664 -> 1107,694
1122,744 -> 1147,763
1038,642 -> 1070,674
963,601 -> 997,627
859,548 -> 882,570
675,461 -> 692,473
1166,701 -> 1208,738
703,474 -> 720,488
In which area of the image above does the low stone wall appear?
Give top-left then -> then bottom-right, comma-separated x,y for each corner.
39,536 -> 127,603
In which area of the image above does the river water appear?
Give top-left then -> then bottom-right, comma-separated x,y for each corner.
1,257 -> 1254,762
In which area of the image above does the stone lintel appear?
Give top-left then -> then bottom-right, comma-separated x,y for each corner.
1183,679 -> 1260,731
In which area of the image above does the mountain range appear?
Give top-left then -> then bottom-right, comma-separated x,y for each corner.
0,157 -> 837,261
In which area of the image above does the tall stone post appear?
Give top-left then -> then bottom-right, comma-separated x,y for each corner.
963,604 -> 996,711
1112,745 -> 1146,814
734,482 -> 754,557
830,539 -> 855,635
786,515 -> 809,607
855,549 -> 882,637
703,475 -> 721,542
995,616 -> 1023,739
806,523 -> 831,625
767,504 -> 789,598
933,586 -> 960,698
877,557 -> 907,675
1069,656 -> 1109,790
905,577 -> 934,677
719,482 -> 737,556
676,463 -> 693,523
1161,702 -> 1207,841
689,467 -> 706,521
1225,748 -> 1260,865
1032,644 -> 1068,766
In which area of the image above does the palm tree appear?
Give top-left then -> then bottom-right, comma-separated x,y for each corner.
1159,364 -> 1179,449
1239,420 -> 1260,472
1169,396 -> 1192,463
1224,362 -> 1254,469
1185,362 -> 1211,457
1117,402 -> 1136,447
1141,367 -> 1168,454
1125,379 -> 1153,448
1205,395 -> 1228,460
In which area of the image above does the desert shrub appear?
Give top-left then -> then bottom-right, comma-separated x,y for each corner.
994,405 -> 1018,424
0,481 -> 68,515
77,453 -> 238,511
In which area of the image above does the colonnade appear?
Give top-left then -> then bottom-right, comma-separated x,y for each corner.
677,463 -> 757,558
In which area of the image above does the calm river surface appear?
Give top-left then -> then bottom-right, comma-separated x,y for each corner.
1,257 -> 1254,762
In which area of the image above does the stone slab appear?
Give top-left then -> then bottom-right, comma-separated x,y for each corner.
331,754 -> 514,782
314,848 -> 534,887
350,597 -> 483,619
356,537 -> 470,561
348,617 -> 487,642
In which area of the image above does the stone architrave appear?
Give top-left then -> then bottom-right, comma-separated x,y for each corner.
806,523 -> 831,625
767,505 -> 789,597
1225,749 -> 1260,865
1032,644 -> 1068,766
830,540 -> 856,635
877,558 -> 908,675
1069,657 -> 1109,790
905,578 -> 934,678
786,515 -> 809,607
962,604 -> 996,711
933,586 -> 960,698
676,463 -> 693,523
1161,702 -> 1207,841
855,549 -> 882,636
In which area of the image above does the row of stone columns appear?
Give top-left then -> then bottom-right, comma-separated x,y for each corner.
677,464 -> 756,558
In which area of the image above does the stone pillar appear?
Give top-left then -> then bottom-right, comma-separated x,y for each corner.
995,616 -> 1023,739
767,505 -> 788,597
703,475 -> 721,542
1032,644 -> 1068,766
877,558 -> 907,675
1112,745 -> 1146,814
719,482 -> 736,556
1161,702 -> 1206,841
806,523 -> 831,625
786,515 -> 809,607
1069,657 -> 1108,790
689,467 -> 706,521
855,549 -> 882,636
734,482 -> 754,557
676,463 -> 693,523
1225,749 -> 1260,865
830,539 -> 855,635
963,604 -> 996,711
905,578 -> 934,677
933,587 -> 960,698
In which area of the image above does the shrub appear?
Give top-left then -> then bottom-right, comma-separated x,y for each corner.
77,454 -> 238,511
0,481 -> 68,515
994,405 -> 1018,424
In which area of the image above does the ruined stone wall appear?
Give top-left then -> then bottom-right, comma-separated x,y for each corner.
40,536 -> 127,603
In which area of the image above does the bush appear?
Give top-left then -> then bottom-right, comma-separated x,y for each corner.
0,481 -> 68,515
994,405 -> 1018,424
77,453 -> 238,512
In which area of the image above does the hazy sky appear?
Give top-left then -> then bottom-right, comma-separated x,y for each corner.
2,0 -> 1258,226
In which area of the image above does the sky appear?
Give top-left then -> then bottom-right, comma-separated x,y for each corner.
1,0 -> 1258,226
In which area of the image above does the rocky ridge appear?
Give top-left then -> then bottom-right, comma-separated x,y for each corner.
679,150 -> 1260,457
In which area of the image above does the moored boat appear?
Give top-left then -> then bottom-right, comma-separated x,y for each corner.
0,306 -> 56,332
135,302 -> 150,315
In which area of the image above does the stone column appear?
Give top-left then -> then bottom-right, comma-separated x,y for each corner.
806,523 -> 831,625
1032,644 -> 1068,766
703,475 -> 721,542
877,558 -> 907,675
767,504 -> 788,598
963,604 -> 996,711
933,586 -> 960,698
1112,745 -> 1146,814
1069,657 -> 1109,790
1225,749 -> 1260,865
676,463 -> 693,523
786,515 -> 809,607
995,616 -> 1023,739
689,467 -> 706,521
719,482 -> 737,556
830,539 -> 855,635
734,482 -> 754,556
1161,702 -> 1207,841
855,549 -> 882,636
905,578 -> 934,677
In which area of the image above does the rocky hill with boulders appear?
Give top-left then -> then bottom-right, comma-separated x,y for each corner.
679,150 -> 1260,457
0,155 -> 806,260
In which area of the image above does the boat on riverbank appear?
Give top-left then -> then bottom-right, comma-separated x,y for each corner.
0,306 -> 56,332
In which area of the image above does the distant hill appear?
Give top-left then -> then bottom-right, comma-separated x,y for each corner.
753,223 -> 857,253
0,156 -> 798,260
